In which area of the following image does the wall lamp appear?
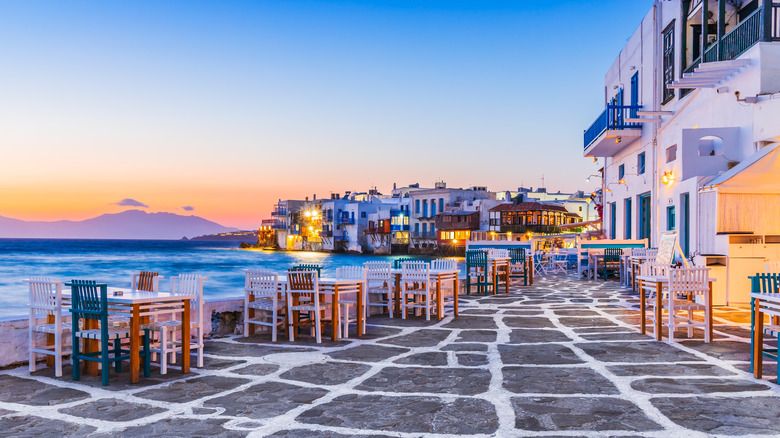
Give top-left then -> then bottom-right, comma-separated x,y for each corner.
661,171 -> 676,185
621,173 -> 647,184
585,174 -> 602,183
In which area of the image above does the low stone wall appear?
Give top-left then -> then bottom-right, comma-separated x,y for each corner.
0,297 -> 246,369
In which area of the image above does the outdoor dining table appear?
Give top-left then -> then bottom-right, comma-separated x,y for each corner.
389,268 -> 460,320
635,275 -> 715,342
63,286 -> 195,384
750,290 -> 780,379
277,275 -> 365,341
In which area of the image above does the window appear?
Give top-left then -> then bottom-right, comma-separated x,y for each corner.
637,152 -> 646,175
422,200 -> 428,218
415,223 -> 419,233
625,198 -> 632,239
579,206 -> 583,211
431,200 -> 436,216
415,200 -> 420,214
662,21 -> 675,104
610,203 -> 617,239
618,164 -> 625,180
361,212 -> 366,218
667,206 -> 676,230
666,145 -> 677,162
422,223 -> 427,236
431,224 -> 435,235
439,198 -> 444,213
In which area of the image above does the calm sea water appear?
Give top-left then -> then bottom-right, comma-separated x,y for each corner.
0,239 -> 462,319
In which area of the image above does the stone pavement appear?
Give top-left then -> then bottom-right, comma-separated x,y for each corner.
2,276 -> 780,437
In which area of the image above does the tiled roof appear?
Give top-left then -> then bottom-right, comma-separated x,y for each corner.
489,202 -> 569,213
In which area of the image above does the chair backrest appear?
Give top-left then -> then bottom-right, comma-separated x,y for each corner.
133,271 -> 160,292
431,259 -> 457,271
487,248 -> 508,258
336,266 -> 367,281
27,277 -> 62,316
401,261 -> 429,282
641,262 -> 670,277
287,270 -> 318,293
667,267 -> 710,294
631,248 -> 647,258
509,248 -> 526,263
646,249 -> 658,262
765,261 -> 780,273
364,261 -> 392,281
393,257 -> 423,269
69,280 -> 108,324
245,270 -> 279,299
291,264 -> 322,276
172,274 -> 206,322
466,250 -> 487,268
604,248 -> 623,261
750,273 -> 780,294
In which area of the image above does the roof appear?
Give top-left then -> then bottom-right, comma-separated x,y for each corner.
438,211 -> 479,217
489,202 -> 569,213
701,143 -> 780,193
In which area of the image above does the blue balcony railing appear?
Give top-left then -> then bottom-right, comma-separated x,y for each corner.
583,105 -> 642,149
271,209 -> 287,217
338,216 -> 355,225
700,6 -> 780,64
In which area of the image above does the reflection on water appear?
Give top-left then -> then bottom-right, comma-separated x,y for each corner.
0,239 -> 462,318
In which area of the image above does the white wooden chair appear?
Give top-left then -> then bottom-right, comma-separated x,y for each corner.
244,270 -> 284,341
335,266 -> 367,338
112,271 -> 163,328
26,277 -> 70,377
766,261 -> 780,273
142,274 -> 206,374
487,248 -> 508,258
552,251 -> 568,274
286,270 -> 329,343
364,261 -> 393,318
664,267 -> 711,343
400,261 -> 434,320
431,259 -> 458,310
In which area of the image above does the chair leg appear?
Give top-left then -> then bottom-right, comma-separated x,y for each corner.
160,328 -> 167,375
101,336 -> 110,386
55,331 -> 63,378
28,330 -> 36,374
114,339 -> 122,373
72,336 -> 81,381
197,327 -> 204,368
143,330 -> 151,378
314,308 -> 322,344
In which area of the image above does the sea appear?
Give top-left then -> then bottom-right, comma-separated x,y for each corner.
0,238 -> 463,319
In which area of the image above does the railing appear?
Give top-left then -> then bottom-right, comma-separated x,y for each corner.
583,105 -> 642,150
773,4 -> 780,40
703,42 -> 719,63
338,217 -> 355,225
365,227 -> 390,234
271,209 -> 287,217
411,232 -> 435,239
271,223 -> 286,230
320,230 -> 333,237
390,225 -> 410,232
499,224 -> 562,235
722,8 -> 762,61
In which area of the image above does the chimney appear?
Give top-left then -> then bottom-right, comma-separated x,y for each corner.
305,196 -> 309,201
435,181 -> 446,189
313,194 -> 316,200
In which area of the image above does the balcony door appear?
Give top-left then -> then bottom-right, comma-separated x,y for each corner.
639,193 -> 652,242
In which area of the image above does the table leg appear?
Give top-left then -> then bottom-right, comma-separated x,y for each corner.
292,295 -> 300,341
332,285 -> 339,342
357,283 -> 364,337
181,299 -> 191,374
655,281 -> 663,341
453,277 -> 459,316
394,273 -> 402,317
46,314 -> 55,367
632,263 -> 637,292
753,298 -> 764,379
639,279 -> 646,335
130,304 -> 140,383
492,261 -> 498,295
528,257 -> 534,285
707,283 -> 713,343
437,276 -> 443,321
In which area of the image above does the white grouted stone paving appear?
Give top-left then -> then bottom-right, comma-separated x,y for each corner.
2,276 -> 780,437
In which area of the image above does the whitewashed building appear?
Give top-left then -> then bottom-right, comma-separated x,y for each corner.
584,0 -> 780,303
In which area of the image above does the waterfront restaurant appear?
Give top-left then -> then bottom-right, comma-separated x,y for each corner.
489,202 -> 582,236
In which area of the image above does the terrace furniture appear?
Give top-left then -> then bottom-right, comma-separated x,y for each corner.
286,270 -> 330,343
335,266 -> 368,337
244,270 -> 285,341
750,273 -> 780,380
552,251 -> 569,274
291,264 -> 322,276
400,261 -> 434,320
639,267 -> 714,343
766,261 -> 780,273
26,277 -> 70,377
534,251 -> 550,276
142,274 -> 206,374
508,248 -> 528,286
364,261 -> 394,318
601,248 -> 623,281
393,258 -> 424,269
431,259 -> 458,307
112,271 -> 163,328
466,250 -> 492,295
69,280 -> 151,386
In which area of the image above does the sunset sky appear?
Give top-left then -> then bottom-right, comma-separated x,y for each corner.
1,0 -> 653,230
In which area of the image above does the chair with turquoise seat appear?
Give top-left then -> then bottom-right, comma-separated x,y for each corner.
466,250 -> 492,295
508,248 -> 528,286
69,280 -> 151,386
750,273 -> 780,382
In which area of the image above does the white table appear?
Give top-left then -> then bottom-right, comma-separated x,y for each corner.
64,286 -> 195,383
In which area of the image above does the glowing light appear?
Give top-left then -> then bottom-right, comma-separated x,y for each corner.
618,179 -> 627,184
453,239 -> 458,244
661,171 -> 676,185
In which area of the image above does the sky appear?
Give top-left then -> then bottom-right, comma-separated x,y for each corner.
0,0 -> 654,230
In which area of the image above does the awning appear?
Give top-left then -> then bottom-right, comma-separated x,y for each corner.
668,59 -> 751,89
700,143 -> 780,193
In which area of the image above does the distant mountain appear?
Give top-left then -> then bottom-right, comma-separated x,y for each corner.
0,210 -> 239,240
